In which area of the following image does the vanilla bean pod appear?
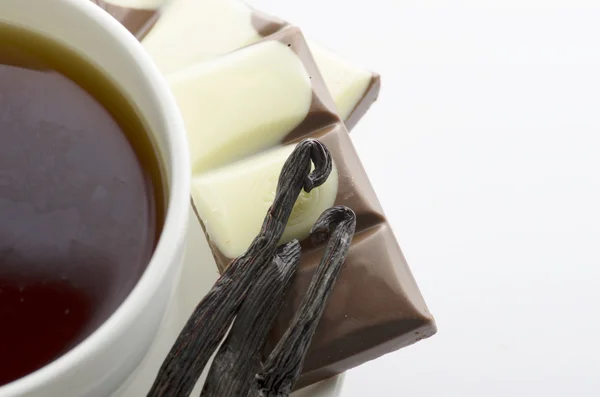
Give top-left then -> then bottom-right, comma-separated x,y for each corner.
256,206 -> 357,397
147,139 -> 332,397
200,240 -> 301,397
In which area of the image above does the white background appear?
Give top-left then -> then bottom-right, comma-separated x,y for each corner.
247,1 -> 600,396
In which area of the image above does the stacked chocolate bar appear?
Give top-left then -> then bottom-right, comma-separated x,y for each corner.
92,0 -> 436,390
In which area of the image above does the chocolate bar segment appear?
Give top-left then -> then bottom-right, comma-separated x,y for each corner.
250,8 -> 381,129
195,123 -> 388,268
167,28 -> 338,173
191,143 -> 340,259
250,8 -> 380,129
142,0 -> 264,73
306,43 -> 381,129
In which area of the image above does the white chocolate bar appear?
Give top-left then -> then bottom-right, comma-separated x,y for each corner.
167,40 -> 313,172
139,0 -> 378,125
142,0 -> 261,74
191,144 -> 339,258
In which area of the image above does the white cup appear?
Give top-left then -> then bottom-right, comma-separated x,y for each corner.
0,0 -> 191,396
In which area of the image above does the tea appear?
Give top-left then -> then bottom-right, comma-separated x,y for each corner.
0,23 -> 165,385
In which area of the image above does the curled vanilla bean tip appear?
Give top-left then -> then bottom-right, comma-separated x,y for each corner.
256,206 -> 357,397
261,139 -> 332,239
200,241 -> 300,397
309,206 -> 356,246
300,139 -> 332,192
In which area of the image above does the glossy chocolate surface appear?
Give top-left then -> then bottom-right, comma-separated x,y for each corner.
273,28 -> 339,144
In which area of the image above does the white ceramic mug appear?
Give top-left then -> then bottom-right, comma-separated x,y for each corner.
0,0 -> 191,396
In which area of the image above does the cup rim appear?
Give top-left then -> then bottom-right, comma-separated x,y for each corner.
0,0 -> 191,394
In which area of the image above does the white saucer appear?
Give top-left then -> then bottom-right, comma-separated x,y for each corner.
112,207 -> 344,396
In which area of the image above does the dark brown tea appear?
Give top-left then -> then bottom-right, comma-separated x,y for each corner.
0,23 -> 165,386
